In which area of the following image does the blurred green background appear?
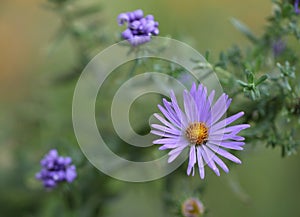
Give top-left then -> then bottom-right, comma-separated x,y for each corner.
1,0 -> 300,217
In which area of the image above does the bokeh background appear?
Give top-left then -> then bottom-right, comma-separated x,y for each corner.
1,0 -> 300,217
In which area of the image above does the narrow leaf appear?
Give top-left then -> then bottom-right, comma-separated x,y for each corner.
230,18 -> 258,43
255,74 -> 268,85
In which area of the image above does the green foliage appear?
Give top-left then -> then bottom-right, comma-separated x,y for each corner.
207,1 -> 300,157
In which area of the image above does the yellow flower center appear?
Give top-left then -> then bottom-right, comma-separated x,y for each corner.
185,122 -> 209,145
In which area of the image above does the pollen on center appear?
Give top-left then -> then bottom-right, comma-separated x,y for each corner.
185,122 -> 209,145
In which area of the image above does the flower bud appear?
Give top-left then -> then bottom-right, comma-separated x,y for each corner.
181,198 -> 205,217
133,9 -> 144,19
145,14 -> 154,20
117,13 -> 129,25
130,20 -> 141,30
122,29 -> 133,39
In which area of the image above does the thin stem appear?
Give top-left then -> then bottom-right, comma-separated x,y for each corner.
128,58 -> 139,77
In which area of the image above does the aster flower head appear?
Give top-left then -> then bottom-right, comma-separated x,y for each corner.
151,83 -> 250,179
36,149 -> 77,189
117,9 -> 159,46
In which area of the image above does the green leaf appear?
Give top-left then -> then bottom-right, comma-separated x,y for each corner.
230,18 -> 258,43
69,4 -> 102,19
246,70 -> 254,83
250,90 -> 256,100
237,80 -> 248,87
281,2 -> 294,18
255,74 -> 268,86
204,50 -> 210,61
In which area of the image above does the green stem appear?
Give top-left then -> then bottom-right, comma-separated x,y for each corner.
128,58 -> 139,77
214,66 -> 233,78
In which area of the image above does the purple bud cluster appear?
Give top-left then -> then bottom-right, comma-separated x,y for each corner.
36,149 -> 77,189
117,9 -> 159,46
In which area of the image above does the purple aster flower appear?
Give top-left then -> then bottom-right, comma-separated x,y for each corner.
117,9 -> 159,46
272,39 -> 286,57
36,149 -> 77,189
151,83 -> 250,179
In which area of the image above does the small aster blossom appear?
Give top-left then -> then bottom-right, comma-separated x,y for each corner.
117,9 -> 159,46
181,198 -> 205,217
151,83 -> 250,179
36,149 -> 77,189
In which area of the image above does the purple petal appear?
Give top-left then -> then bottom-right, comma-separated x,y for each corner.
159,143 -> 180,150
229,135 -> 245,141
151,130 -> 180,138
170,91 -> 188,128
211,112 -> 245,132
196,85 -> 208,122
159,139 -> 188,150
208,150 -> 229,173
153,137 -> 182,144
158,104 -> 181,129
208,141 -> 244,150
183,90 -> 198,123
209,93 -> 230,125
210,124 -> 250,136
202,90 -> 215,123
189,82 -> 197,98
207,144 -> 241,164
208,132 -> 246,141
153,113 -> 180,131
168,144 -> 188,163
151,124 -> 181,135
162,99 -> 181,127
201,146 -> 220,176
196,147 -> 205,179
187,145 -> 196,176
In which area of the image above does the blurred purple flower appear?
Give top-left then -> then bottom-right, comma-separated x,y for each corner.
272,39 -> 286,57
117,9 -> 159,46
295,0 -> 300,14
178,73 -> 195,87
36,149 -> 77,189
151,83 -> 250,179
